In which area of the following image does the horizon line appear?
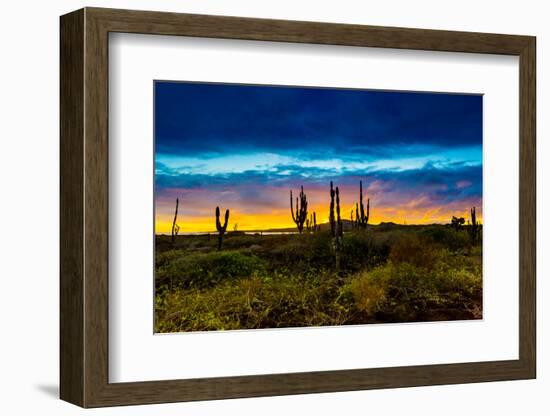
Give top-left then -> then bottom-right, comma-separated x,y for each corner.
155,220 -> 483,235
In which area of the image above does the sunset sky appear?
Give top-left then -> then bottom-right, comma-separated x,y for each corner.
154,82 -> 482,234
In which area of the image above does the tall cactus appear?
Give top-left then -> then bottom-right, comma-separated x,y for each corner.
306,213 -> 317,233
356,180 -> 370,229
328,182 -> 344,236
215,206 -> 229,250
335,186 -> 343,238
469,206 -> 479,243
329,181 -> 343,270
329,181 -> 336,236
171,198 -> 180,244
290,186 -> 308,233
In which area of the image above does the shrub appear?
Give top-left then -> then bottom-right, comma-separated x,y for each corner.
156,251 -> 266,290
263,232 -> 333,274
220,234 -> 263,250
345,272 -> 386,315
155,249 -> 185,268
388,234 -> 440,269
420,226 -> 471,251
344,258 -> 482,322
341,231 -> 391,272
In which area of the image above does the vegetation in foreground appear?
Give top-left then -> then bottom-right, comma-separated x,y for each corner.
155,224 -> 482,333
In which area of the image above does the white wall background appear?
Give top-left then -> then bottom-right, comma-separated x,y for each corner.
0,0 -> 545,414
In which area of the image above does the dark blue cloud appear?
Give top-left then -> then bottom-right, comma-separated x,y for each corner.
156,161 -> 481,206
368,163 -> 482,204
154,81 -> 482,158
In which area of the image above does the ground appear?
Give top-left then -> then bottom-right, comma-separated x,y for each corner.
154,224 -> 482,333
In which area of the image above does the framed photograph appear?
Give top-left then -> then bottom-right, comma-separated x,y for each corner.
60,7 -> 536,408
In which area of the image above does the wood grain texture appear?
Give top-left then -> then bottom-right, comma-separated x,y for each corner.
59,7 -> 537,408
83,11 -> 110,406
89,7 -> 532,54
518,38 -> 536,376
59,8 -> 84,407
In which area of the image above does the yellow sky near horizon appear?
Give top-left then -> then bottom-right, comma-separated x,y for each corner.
155,203 -> 483,234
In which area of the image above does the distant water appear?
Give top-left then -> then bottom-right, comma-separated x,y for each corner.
159,231 -> 299,236
160,230 -> 385,237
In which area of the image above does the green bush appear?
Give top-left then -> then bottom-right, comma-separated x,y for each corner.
420,226 -> 471,251
156,251 -> 266,290
220,234 -> 263,250
155,249 -> 185,269
263,232 -> 333,274
388,234 -> 440,269
341,230 -> 391,272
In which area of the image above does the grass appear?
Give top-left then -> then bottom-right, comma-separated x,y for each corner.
155,225 -> 482,333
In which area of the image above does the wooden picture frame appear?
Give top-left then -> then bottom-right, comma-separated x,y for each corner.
60,7 -> 536,408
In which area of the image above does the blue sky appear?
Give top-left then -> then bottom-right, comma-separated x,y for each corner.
154,81 -> 482,232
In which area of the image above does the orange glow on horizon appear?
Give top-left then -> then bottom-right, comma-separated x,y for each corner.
155,203 -> 483,234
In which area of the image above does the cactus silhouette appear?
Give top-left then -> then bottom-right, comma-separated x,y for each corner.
355,180 -> 370,229
469,206 -> 479,242
171,198 -> 180,244
329,181 -> 336,236
215,206 -> 230,250
305,212 -> 319,233
290,186 -> 308,233
329,181 -> 343,270
306,213 -> 315,233
335,186 -> 343,238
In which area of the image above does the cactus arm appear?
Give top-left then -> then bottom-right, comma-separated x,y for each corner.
215,206 -> 221,230
223,209 -> 229,232
215,206 -> 230,250
290,190 -> 296,223
171,198 -> 179,243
